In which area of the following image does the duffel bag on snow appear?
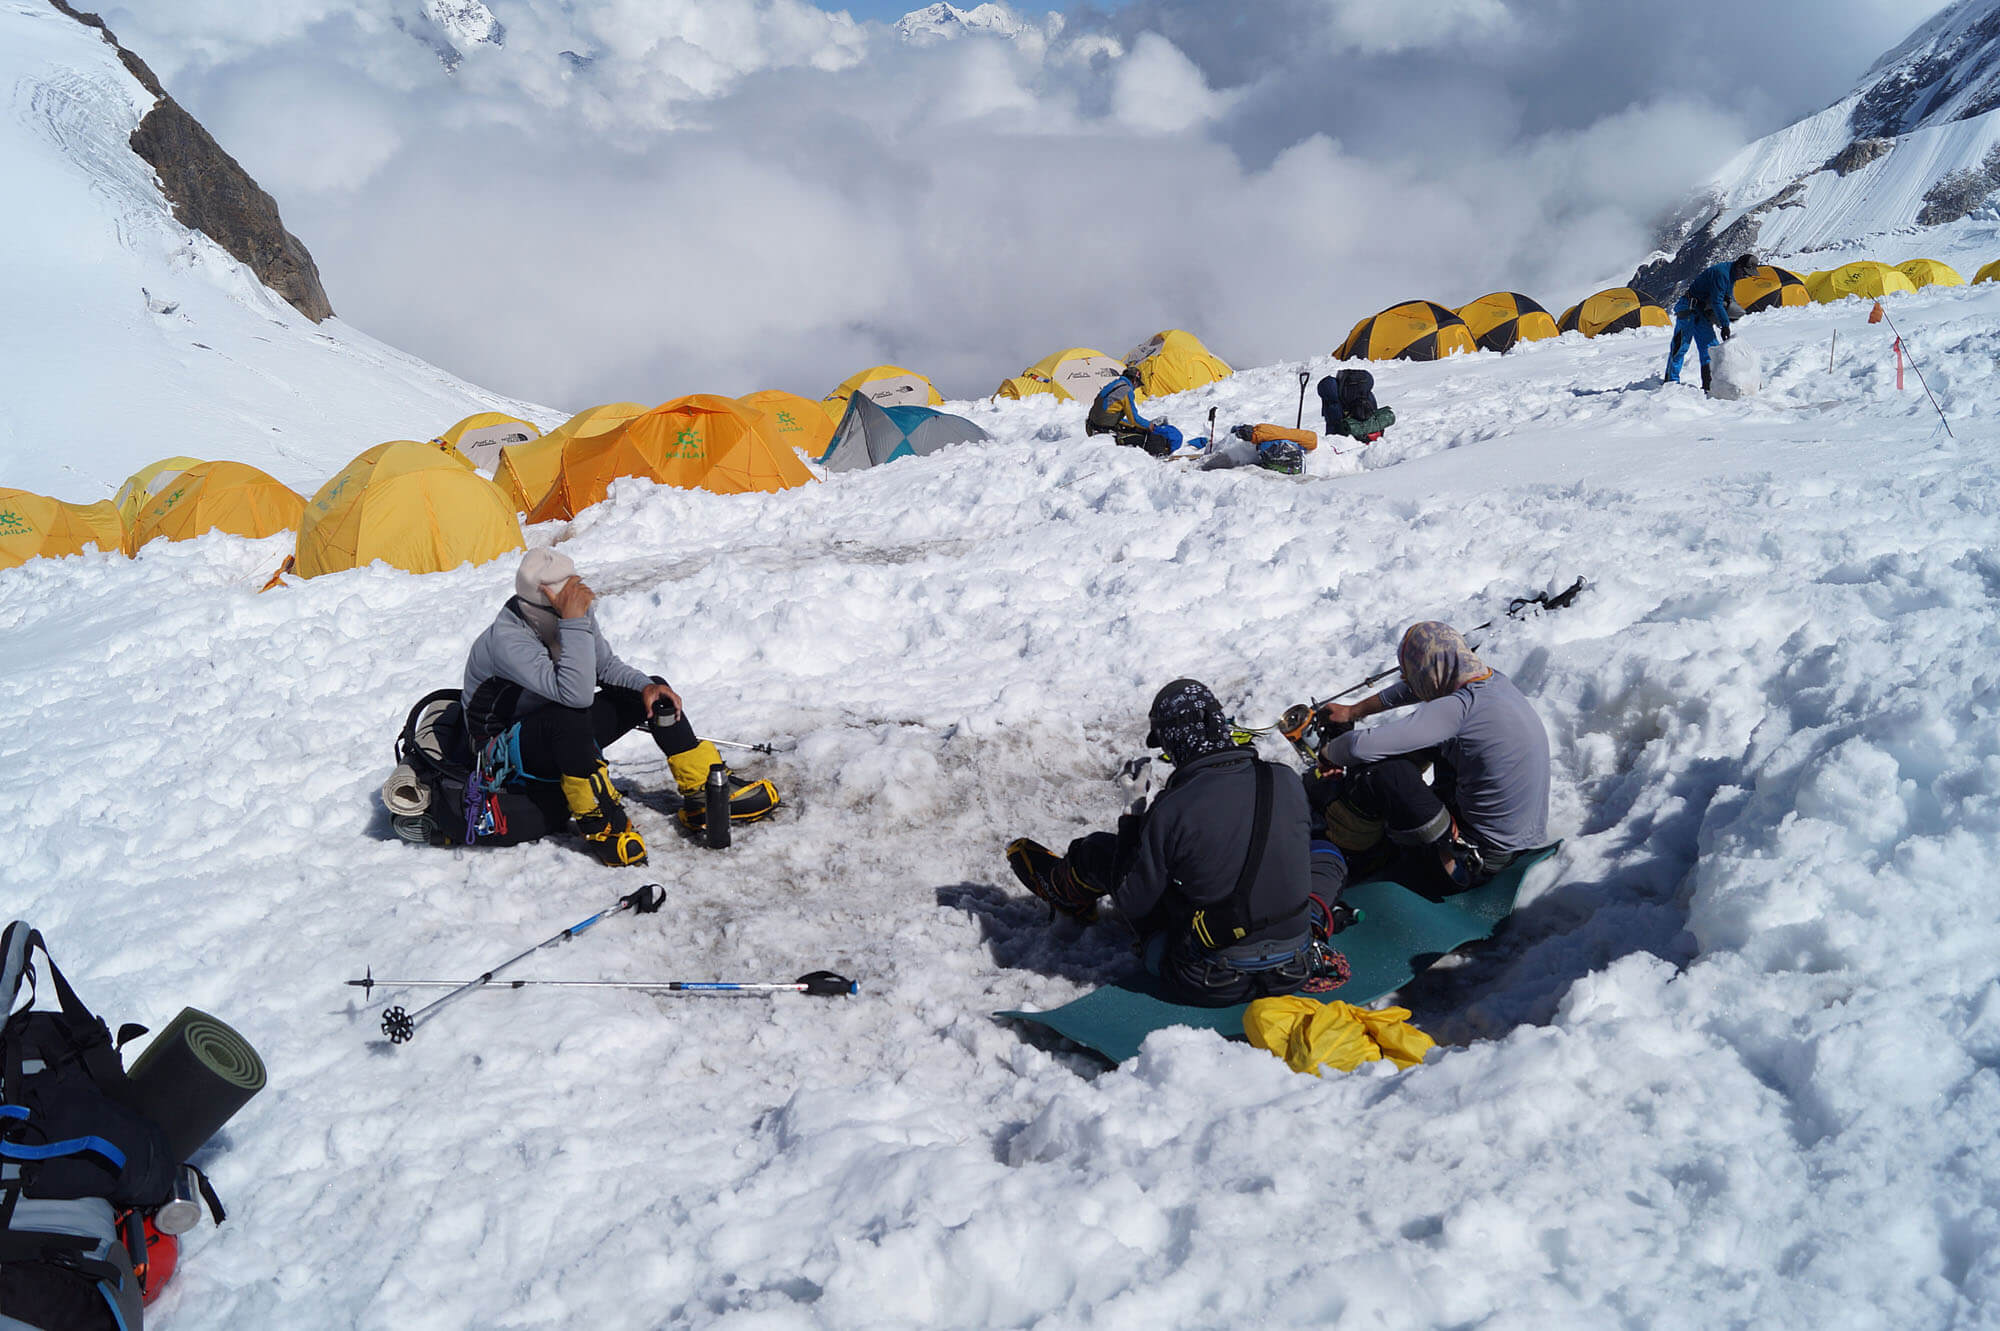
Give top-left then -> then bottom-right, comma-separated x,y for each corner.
1,921 -> 176,1331
384,689 -> 555,848
1247,423 -> 1318,451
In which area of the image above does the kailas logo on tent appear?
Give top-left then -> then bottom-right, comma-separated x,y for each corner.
666,428 -> 705,459
0,509 -> 29,535
774,411 -> 799,432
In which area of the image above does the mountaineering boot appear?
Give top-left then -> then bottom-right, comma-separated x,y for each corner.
561,764 -> 648,866
666,740 -> 779,832
1700,362 -> 1714,395
1005,838 -> 1103,923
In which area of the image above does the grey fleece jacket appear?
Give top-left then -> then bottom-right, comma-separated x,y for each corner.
1116,748 -> 1313,952
462,600 -> 653,720
1322,671 -> 1551,854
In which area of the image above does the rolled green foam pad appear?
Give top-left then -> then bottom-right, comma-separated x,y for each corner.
997,844 -> 1560,1064
125,1007 -> 267,1161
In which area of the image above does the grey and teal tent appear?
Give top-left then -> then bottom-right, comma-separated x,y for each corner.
820,391 -> 988,472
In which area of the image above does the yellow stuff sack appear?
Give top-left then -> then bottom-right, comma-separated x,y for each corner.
1243,996 -> 1435,1076
1248,423 -> 1318,452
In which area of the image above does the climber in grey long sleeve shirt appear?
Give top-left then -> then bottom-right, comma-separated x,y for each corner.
1314,622 -> 1551,892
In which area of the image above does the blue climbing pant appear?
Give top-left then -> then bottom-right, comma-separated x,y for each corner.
1666,311 -> 1717,382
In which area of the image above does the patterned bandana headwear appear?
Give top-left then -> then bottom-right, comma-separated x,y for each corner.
1397,622 -> 1489,702
1145,679 -> 1236,765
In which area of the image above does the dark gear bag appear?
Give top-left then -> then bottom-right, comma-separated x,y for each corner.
2,921 -> 177,1331
386,689 -> 556,848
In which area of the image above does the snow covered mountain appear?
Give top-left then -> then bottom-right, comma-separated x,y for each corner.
0,0 -> 550,500
894,3 -> 1041,45
1637,0 -> 2000,295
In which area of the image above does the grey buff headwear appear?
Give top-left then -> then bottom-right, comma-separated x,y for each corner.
1145,678 -> 1236,765
1397,622 -> 1489,702
515,547 -> 576,607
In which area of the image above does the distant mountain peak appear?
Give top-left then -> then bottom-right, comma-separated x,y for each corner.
895,3 -> 1029,45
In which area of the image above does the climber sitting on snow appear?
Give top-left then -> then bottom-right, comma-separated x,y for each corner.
1006,680 -> 1340,1006
461,548 -> 777,866
1310,622 -> 1549,900
1319,369 -> 1395,443
1666,253 -> 1758,394
1086,365 -> 1185,458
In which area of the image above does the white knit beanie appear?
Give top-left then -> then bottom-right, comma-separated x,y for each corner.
515,548 -> 577,606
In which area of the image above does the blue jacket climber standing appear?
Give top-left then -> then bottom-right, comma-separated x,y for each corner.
1667,253 -> 1758,394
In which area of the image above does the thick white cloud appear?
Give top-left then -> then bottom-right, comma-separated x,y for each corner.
96,0 -> 1951,409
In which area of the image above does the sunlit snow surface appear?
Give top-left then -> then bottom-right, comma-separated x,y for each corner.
6,277 -> 1999,1328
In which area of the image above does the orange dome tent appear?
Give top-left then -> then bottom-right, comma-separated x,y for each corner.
496,403 -> 648,513
737,390 -> 836,464
434,412 -> 542,469
296,441 -> 523,578
113,457 -> 204,531
126,461 -> 305,554
529,394 -> 814,523
0,490 -> 123,571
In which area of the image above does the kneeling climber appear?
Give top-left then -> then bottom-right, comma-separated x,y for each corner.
1667,252 -> 1757,394
1086,365 -> 1185,458
1311,622 -> 1549,900
1007,680 -> 1342,1006
461,548 -> 777,865
1319,368 -> 1394,444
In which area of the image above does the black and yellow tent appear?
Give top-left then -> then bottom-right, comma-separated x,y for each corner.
1557,288 -> 1670,338
1734,265 -> 1809,314
1454,293 -> 1559,354
1975,259 -> 2000,285
1336,301 -> 1477,362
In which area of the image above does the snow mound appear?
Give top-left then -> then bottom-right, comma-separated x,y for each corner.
9,279 -> 2000,1328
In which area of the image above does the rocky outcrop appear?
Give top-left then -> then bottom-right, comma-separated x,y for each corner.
1823,138 -> 1894,177
47,1 -> 334,322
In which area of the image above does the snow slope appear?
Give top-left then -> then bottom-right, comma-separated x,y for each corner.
1646,0 -> 2000,286
0,0 -> 552,502
7,276 -> 2000,1328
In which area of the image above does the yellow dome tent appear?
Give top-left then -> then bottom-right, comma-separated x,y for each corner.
0,490 -> 122,571
1123,330 -> 1232,395
495,403 -> 648,513
113,457 -> 204,531
1734,265 -> 1809,314
1025,347 -> 1124,402
126,460 -> 305,555
433,412 -> 543,470
1895,258 -> 1964,289
529,394 -> 814,523
737,390 -> 836,464
822,366 -> 944,421
1975,259 -> 2000,284
1556,288 -> 1670,338
296,441 -> 524,578
994,375 -> 1063,401
1806,261 -> 1917,303
1337,301 -> 1478,361
1454,293 -> 1560,354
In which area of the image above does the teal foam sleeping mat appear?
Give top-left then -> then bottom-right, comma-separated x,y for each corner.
997,844 -> 1559,1064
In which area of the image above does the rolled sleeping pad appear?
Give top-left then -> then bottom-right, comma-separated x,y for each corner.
124,1008 -> 267,1162
1248,423 -> 1318,452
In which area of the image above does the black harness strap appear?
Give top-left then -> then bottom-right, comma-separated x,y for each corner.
1192,759 -> 1290,949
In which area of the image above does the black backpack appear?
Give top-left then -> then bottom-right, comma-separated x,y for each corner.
388,690 -> 556,848
2,922 -> 176,1330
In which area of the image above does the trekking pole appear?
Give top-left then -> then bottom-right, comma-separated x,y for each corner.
1875,309 -> 1953,438
707,737 -> 787,756
1207,406 -> 1218,449
373,884 -> 665,1044
1296,368 -> 1311,429
1318,577 -> 1587,701
352,970 -> 856,996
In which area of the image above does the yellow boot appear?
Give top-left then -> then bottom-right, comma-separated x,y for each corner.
666,741 -> 780,832
560,765 -> 648,867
